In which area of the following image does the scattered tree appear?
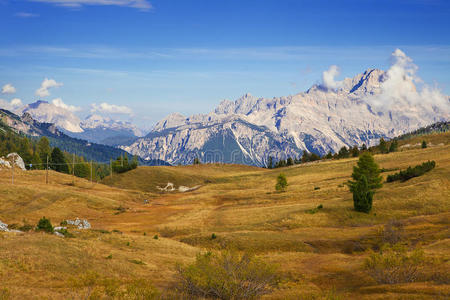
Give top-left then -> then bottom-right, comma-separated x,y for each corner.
389,140 -> 398,153
421,140 -> 427,149
267,156 -> 273,169
379,138 -> 388,154
275,173 -> 288,192
348,152 -> 382,213
50,147 -> 69,173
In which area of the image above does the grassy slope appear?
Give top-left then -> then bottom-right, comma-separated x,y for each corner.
0,132 -> 449,299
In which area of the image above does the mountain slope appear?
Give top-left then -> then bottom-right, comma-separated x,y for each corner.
122,69 -> 449,166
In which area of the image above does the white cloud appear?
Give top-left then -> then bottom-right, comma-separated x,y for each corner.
0,98 -> 23,111
14,12 -> 39,18
1,83 -> 16,94
35,78 -> 63,98
52,98 -> 81,112
366,48 -> 449,114
90,102 -> 133,115
322,65 -> 342,90
30,0 -> 152,11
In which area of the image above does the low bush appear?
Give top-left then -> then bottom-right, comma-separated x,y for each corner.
36,217 -> 53,233
18,224 -> 34,232
176,250 -> 279,299
365,244 -> 426,284
386,161 -> 435,182
380,219 -> 404,245
306,204 -> 324,214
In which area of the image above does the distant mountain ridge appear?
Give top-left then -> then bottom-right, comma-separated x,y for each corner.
121,68 -> 449,166
19,101 -> 142,146
0,108 -> 167,165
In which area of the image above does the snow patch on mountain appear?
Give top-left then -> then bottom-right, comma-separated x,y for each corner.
22,100 -> 83,133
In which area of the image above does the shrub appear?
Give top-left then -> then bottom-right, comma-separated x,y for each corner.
177,250 -> 279,299
125,279 -> 159,299
18,224 -> 34,232
386,160 -> 435,182
421,140 -> 427,148
275,173 -> 288,192
211,233 -> 217,240
365,244 -> 425,284
306,204 -> 323,214
36,217 -> 53,233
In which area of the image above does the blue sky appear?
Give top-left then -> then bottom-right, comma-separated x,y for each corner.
0,0 -> 449,129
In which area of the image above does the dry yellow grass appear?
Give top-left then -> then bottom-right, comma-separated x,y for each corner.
0,132 -> 449,299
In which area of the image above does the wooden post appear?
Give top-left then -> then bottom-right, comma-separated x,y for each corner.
46,155 -> 49,184
11,154 -> 14,184
72,153 -> 75,185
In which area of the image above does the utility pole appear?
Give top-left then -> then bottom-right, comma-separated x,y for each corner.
46,155 -> 49,184
72,153 -> 75,185
11,154 -> 14,184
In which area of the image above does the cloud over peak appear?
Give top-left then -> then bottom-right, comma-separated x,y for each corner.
2,83 -> 16,94
91,102 -> 133,115
322,65 -> 342,90
0,98 -> 23,112
52,98 -> 81,112
35,78 -> 63,98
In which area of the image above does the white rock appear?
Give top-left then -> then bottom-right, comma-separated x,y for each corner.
66,218 -> 91,229
7,153 -> 26,170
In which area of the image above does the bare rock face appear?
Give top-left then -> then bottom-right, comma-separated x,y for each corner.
122,68 -> 449,167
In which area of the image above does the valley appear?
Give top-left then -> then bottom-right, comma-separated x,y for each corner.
0,132 -> 448,299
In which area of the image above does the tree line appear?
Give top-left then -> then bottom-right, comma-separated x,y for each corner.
0,129 -> 138,179
267,137 -> 402,169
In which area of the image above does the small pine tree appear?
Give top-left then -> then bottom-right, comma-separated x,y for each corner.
36,217 -> 53,233
360,144 -> 368,151
193,157 -> 201,165
338,146 -> 350,158
421,140 -> 427,149
267,156 -> 273,169
348,152 -> 382,213
275,173 -> 288,192
389,140 -> 398,153
379,138 -> 388,154
325,151 -> 333,159
286,157 -> 294,166
351,146 -> 360,157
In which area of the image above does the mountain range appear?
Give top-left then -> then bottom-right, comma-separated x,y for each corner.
3,66 -> 449,167
121,68 -> 449,166
20,100 -> 142,146
0,108 -> 165,165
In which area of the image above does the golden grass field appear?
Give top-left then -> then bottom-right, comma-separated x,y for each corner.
0,132 -> 449,299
